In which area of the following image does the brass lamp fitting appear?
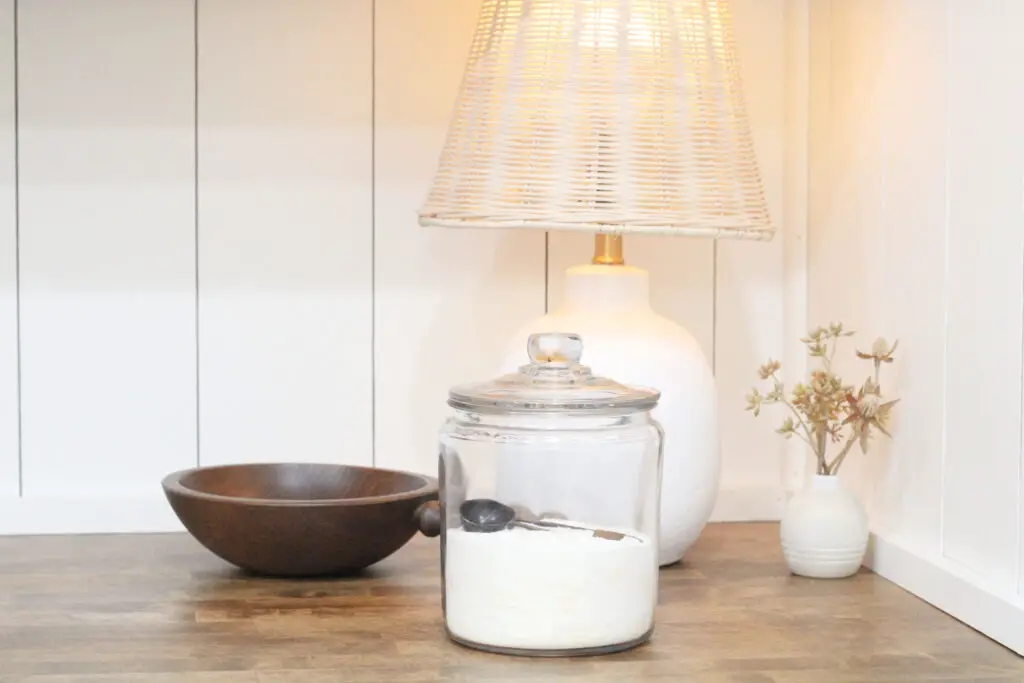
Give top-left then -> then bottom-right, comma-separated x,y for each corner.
592,234 -> 624,266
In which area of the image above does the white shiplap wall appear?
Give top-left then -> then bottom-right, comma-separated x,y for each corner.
0,0 -> 794,534
196,0 -> 374,469
809,0 -> 1024,656
17,0 -> 198,502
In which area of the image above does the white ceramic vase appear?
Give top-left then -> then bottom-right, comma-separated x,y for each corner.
498,263 -> 719,566
779,474 -> 869,579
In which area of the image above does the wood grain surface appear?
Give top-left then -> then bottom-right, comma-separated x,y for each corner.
0,522 -> 1021,682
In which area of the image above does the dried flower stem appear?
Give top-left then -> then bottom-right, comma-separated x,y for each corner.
768,371 -> 814,442
815,426 -> 828,475
826,434 -> 859,476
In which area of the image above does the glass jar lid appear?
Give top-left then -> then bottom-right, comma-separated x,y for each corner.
447,332 -> 660,414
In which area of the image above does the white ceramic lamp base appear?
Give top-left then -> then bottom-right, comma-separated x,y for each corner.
499,263 -> 720,566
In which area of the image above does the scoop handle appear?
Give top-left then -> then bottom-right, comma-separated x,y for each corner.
415,500 -> 441,538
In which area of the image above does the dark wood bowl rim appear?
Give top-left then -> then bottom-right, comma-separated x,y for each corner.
161,463 -> 438,508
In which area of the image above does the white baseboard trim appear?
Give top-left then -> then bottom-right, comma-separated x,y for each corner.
710,486 -> 785,522
865,532 -> 1024,657
0,497 -> 184,535
0,486 -> 784,536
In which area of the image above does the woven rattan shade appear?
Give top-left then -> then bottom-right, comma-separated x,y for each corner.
418,0 -> 772,239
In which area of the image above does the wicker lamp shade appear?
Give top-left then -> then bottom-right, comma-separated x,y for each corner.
418,0 -> 773,240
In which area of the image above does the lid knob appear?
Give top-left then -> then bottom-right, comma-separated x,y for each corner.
527,332 -> 583,366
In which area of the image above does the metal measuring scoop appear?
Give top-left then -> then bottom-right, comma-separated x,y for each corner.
458,498 -> 627,540
459,499 -> 519,532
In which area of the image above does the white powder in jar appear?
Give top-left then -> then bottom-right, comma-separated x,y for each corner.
443,521 -> 658,652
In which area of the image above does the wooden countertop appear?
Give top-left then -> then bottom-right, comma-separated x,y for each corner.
1,522 -> 1021,682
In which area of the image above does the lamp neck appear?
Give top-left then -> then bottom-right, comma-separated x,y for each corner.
592,234 -> 624,266
560,263 -> 651,313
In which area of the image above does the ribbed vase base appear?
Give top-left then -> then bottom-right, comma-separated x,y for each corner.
781,545 -> 867,579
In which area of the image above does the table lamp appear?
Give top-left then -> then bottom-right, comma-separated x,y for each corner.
418,0 -> 773,565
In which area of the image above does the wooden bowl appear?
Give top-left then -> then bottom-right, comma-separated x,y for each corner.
162,462 -> 440,577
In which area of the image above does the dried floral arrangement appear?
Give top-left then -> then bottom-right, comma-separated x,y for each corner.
745,323 -> 899,476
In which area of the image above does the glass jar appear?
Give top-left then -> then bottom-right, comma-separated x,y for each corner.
437,331 -> 664,657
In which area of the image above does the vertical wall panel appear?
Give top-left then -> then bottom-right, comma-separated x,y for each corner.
18,0 -> 196,497
0,0 -> 16,497
807,0 -> 887,500
942,0 -> 1024,591
865,0 -> 949,551
714,0 -> 787,492
374,0 -> 546,476
806,0 -> 950,557
197,0 -> 373,467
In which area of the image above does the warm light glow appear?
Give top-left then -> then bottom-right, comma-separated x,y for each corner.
579,5 -> 657,50
497,1 -> 674,53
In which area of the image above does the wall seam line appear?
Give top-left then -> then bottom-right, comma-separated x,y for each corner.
938,0 -> 952,562
13,0 -> 21,498
782,0 -> 810,493
1017,175 -> 1024,596
711,240 -> 717,375
193,0 -> 200,469
1017,49 -> 1024,597
370,0 -> 377,468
